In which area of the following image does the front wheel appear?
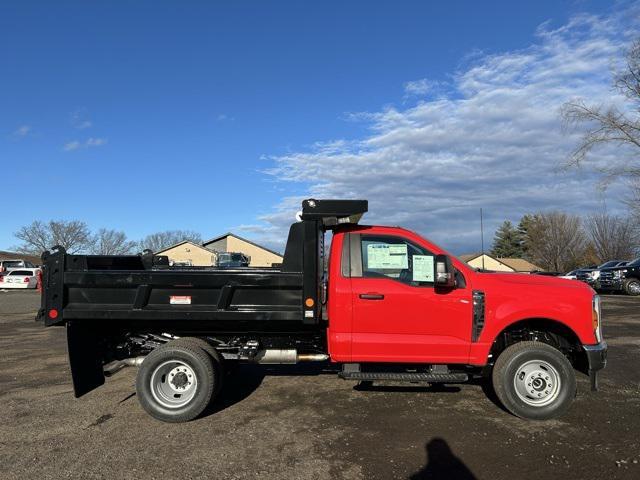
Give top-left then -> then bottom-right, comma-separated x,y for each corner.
136,341 -> 219,422
623,278 -> 640,296
492,341 -> 576,420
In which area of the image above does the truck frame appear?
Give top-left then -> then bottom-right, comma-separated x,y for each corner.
39,199 -> 606,422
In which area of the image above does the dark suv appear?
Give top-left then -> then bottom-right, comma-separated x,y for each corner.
597,257 -> 640,295
216,252 -> 250,268
575,260 -> 627,289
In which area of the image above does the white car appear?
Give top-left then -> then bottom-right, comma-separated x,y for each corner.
0,268 -> 40,289
0,259 -> 36,273
558,270 -> 578,280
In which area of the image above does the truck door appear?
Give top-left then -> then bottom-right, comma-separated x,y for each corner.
349,233 -> 472,363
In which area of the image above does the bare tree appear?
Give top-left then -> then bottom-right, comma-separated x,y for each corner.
13,220 -> 92,254
137,230 -> 203,253
526,212 -> 587,272
626,178 -> 640,221
90,229 -> 137,255
561,39 -> 640,178
585,212 -> 639,261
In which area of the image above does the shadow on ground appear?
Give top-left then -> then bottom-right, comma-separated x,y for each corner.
409,438 -> 477,479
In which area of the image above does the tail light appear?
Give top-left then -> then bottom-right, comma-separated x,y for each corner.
24,277 -> 31,283
0,276 -> 4,282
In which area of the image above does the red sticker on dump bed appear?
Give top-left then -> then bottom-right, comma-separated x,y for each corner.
170,295 -> 191,305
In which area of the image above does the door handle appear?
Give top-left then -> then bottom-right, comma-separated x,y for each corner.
359,293 -> 385,300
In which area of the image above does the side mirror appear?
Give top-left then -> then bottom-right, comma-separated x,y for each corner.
434,254 -> 456,288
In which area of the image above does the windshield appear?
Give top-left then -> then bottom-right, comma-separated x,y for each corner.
599,260 -> 623,268
3,261 -> 22,267
628,257 -> 640,267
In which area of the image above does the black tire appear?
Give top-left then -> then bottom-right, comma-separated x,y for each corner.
492,341 -> 576,420
169,337 -> 225,395
136,341 -> 217,423
623,278 -> 640,296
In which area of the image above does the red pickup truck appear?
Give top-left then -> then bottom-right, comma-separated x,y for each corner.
40,199 -> 606,422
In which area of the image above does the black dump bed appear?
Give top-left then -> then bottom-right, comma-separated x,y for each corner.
39,199 -> 367,334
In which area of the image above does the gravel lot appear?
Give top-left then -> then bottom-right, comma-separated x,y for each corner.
1,290 -> 639,479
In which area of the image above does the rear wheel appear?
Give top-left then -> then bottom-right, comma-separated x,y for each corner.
169,337 -> 224,395
136,341 -> 219,422
623,278 -> 640,296
492,341 -> 576,420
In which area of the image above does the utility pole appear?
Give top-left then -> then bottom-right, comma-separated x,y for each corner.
480,208 -> 485,270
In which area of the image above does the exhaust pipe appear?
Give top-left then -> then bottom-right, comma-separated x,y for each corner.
297,353 -> 330,362
103,356 -> 145,377
254,349 -> 329,364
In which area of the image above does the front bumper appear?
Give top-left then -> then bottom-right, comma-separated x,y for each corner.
583,341 -> 607,391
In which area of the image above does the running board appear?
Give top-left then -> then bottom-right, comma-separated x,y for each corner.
339,371 -> 468,383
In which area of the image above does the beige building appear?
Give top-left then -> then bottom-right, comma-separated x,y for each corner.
155,241 -> 216,267
203,233 -> 283,267
459,253 -> 542,273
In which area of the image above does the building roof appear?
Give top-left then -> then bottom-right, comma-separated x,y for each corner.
202,232 -> 283,258
498,257 -> 543,272
458,252 -> 483,262
458,252 -> 543,272
154,240 -> 216,255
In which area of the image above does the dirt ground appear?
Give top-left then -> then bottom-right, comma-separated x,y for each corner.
0,290 -> 639,480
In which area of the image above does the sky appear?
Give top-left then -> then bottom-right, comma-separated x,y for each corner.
1,0 -> 638,254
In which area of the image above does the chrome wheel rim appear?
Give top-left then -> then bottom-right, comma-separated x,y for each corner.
150,360 -> 198,408
628,281 -> 640,295
513,360 -> 561,407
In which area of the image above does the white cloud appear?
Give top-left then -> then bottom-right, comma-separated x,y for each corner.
71,108 -> 92,129
63,140 -> 81,151
248,6 -> 639,254
64,138 -> 107,152
403,79 -> 442,97
12,125 -> 31,137
86,137 -> 106,147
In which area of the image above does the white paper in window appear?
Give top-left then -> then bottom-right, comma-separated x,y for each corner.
367,243 -> 408,269
413,255 -> 434,282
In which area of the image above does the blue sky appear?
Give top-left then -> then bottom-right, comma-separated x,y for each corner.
1,1 -> 636,253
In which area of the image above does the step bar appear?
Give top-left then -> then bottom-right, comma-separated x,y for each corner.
338,363 -> 468,383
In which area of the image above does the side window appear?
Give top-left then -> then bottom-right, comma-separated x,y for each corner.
360,235 -> 435,286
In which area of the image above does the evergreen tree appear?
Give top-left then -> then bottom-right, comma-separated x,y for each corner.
517,214 -> 537,259
490,220 -> 523,258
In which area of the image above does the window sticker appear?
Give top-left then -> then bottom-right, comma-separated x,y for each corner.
412,255 -> 434,282
367,243 -> 408,269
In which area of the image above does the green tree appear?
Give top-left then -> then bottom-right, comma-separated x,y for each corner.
517,214 -> 537,260
490,220 -> 523,258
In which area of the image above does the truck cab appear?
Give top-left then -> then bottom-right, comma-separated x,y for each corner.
39,199 -> 607,423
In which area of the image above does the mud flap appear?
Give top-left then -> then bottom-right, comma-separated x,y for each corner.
67,321 -> 105,397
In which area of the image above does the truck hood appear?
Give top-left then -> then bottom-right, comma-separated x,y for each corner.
478,271 -> 592,290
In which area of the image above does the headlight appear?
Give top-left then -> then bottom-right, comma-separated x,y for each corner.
592,295 -> 602,342
614,270 -> 623,278
590,271 -> 600,280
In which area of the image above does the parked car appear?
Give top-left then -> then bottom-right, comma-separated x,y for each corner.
596,258 -> 640,296
0,259 -> 36,273
216,252 -> 250,267
559,270 -> 579,280
0,268 -> 40,288
576,260 -> 628,289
